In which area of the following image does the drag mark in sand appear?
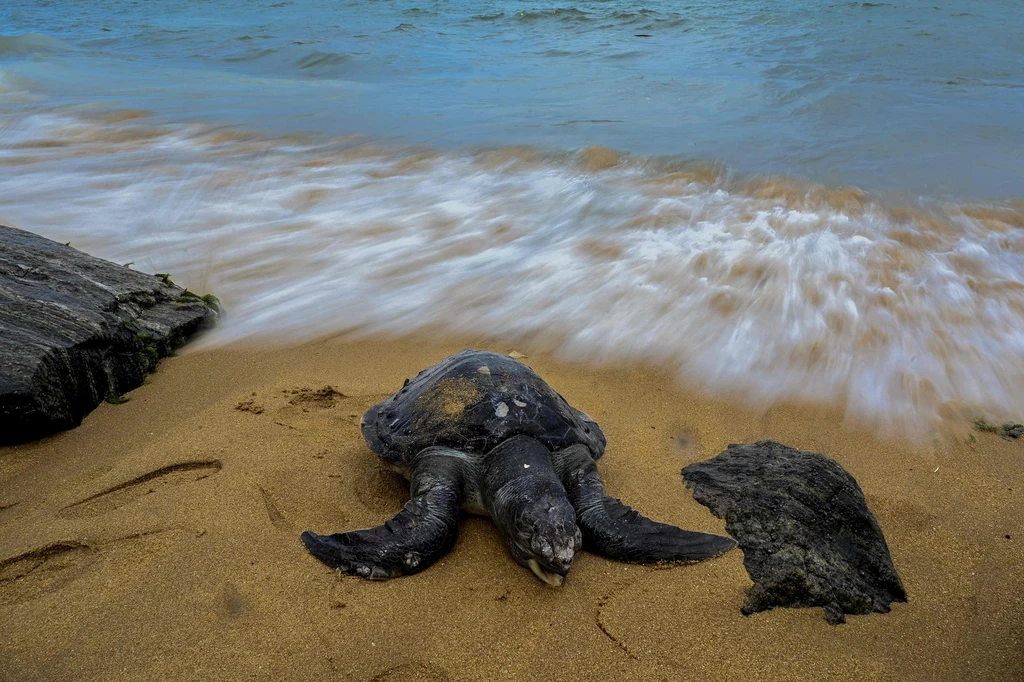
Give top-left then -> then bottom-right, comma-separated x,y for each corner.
0,501 -> 19,523
596,587 -> 640,661
58,460 -> 223,520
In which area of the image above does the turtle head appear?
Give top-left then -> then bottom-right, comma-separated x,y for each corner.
505,492 -> 582,587
484,435 -> 583,586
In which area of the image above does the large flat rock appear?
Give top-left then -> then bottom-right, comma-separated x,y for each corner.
682,440 -> 907,624
0,225 -> 217,444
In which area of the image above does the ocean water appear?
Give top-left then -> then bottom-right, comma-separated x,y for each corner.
1,0 -> 1023,430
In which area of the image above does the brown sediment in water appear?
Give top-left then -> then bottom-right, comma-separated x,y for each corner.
730,174 -> 869,215
89,109 -> 153,124
0,335 -> 1020,680
576,237 -> 625,261
365,151 -> 441,179
576,145 -> 624,172
472,145 -> 548,170
959,204 -> 1024,230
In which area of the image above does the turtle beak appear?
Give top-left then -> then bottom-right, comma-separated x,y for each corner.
528,559 -> 566,587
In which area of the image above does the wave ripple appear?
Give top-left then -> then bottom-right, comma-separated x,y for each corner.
2,108 -> 1023,432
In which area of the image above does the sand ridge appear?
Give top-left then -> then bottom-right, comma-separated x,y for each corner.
0,337 -> 1021,681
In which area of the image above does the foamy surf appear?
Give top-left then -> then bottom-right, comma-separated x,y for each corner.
2,105 -> 1024,433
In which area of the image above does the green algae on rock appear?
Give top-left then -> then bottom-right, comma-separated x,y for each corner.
0,225 -> 218,444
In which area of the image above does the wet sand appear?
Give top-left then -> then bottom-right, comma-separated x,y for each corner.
0,336 -> 1021,681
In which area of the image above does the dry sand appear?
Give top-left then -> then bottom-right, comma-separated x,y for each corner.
0,336 -> 1021,681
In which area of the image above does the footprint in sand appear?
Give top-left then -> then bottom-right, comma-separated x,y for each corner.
0,541 -> 95,607
237,386 -> 345,416
0,530 -> 181,607
260,386 -> 351,432
258,486 -> 294,532
286,385 -> 346,409
371,662 -> 451,682
276,386 -> 390,429
220,582 -> 247,617
58,460 -> 223,520
235,396 -> 265,414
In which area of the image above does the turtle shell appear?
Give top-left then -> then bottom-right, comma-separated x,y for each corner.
361,350 -> 606,465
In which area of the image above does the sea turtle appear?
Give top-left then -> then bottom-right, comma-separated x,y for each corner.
301,350 -> 735,585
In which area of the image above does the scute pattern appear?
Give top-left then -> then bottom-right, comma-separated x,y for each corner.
361,350 -> 606,465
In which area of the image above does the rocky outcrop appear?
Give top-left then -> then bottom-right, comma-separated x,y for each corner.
0,225 -> 217,444
682,440 -> 906,624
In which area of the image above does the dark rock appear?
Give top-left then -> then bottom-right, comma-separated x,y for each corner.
0,225 -> 217,444
1003,426 -> 1024,440
682,440 -> 906,624
972,417 -> 1024,440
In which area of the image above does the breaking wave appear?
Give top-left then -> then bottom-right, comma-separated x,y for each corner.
2,105 -> 1023,432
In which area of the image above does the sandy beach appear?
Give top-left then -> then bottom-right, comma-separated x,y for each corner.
4,1 -> 1024,679
0,336 -> 1020,681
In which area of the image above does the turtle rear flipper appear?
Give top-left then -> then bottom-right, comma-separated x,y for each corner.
301,450 -> 465,579
554,445 -> 736,563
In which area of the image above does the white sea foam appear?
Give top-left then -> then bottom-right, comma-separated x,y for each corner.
2,107 -> 1024,432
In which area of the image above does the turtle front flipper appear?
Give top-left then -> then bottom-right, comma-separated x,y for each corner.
553,445 -> 736,564
301,449 -> 465,579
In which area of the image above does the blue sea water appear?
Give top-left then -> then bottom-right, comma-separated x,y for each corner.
1,1 -> 1023,428
2,0 -> 1023,196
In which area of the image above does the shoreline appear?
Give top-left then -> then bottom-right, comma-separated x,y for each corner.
1,335 -> 1021,680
